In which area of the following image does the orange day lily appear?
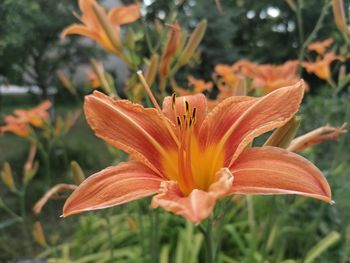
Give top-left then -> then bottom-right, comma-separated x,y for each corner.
174,76 -> 213,96
0,115 -> 30,137
63,80 -> 332,224
0,101 -> 51,137
242,60 -> 301,94
214,60 -> 249,87
302,52 -> 342,80
62,0 -> 140,56
14,101 -> 52,128
213,60 -> 250,104
308,38 -> 334,55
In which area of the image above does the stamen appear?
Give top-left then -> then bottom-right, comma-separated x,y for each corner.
137,70 -> 180,147
177,116 -> 182,127
192,108 -> 196,123
171,93 -> 176,109
185,100 -> 190,113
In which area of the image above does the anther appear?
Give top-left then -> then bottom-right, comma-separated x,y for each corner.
192,108 -> 196,119
185,100 -> 190,113
189,117 -> 193,127
171,93 -> 176,109
176,116 -> 182,127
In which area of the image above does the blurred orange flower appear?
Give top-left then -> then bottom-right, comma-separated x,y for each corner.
0,101 -> 51,137
14,101 -> 51,128
302,52 -> 341,80
174,76 -> 213,96
0,115 -> 30,137
86,69 -> 101,89
214,60 -> 249,87
159,22 -> 182,79
62,0 -> 140,56
63,81 -> 331,224
308,38 -> 334,55
242,60 -> 301,94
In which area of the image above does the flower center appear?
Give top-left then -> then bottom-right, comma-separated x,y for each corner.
137,71 -> 224,196
163,95 -> 225,196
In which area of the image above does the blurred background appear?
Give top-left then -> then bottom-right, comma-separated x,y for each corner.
0,0 -> 349,262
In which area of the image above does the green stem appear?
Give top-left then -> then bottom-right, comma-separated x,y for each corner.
330,95 -> 350,171
57,137 -> 70,170
203,216 -> 215,263
327,78 -> 337,89
141,19 -> 155,53
150,209 -> 160,263
246,196 -> 257,262
105,215 -> 114,262
137,203 -> 146,258
296,0 -> 304,46
153,1 -> 178,52
19,187 -> 32,253
36,141 -> 51,188
297,1 -> 331,74
0,201 -> 22,222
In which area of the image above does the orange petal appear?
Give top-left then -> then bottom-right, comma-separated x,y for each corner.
34,100 -> 52,112
151,169 -> 233,224
78,0 -> 102,30
61,24 -> 100,41
63,161 -> 162,216
203,81 -> 305,166
84,91 -> 177,176
163,93 -> 207,133
108,4 -> 140,26
199,96 -> 257,148
230,147 -> 332,203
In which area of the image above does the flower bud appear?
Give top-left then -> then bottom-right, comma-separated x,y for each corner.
287,124 -> 347,153
332,0 -> 349,34
264,116 -> 301,149
145,54 -> 159,87
71,161 -> 85,185
91,59 -> 116,96
33,221 -> 47,247
177,20 -> 207,66
159,22 -> 182,78
1,162 -> 16,192
23,161 -> 39,186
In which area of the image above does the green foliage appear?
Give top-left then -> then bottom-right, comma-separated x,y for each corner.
0,0 -> 90,98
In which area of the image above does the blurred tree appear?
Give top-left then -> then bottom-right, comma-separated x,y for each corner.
0,0 -> 90,99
